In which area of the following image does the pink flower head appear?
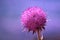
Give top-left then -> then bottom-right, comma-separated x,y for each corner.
21,7 -> 46,33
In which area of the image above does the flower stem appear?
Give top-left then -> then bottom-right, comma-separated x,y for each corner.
37,30 -> 42,40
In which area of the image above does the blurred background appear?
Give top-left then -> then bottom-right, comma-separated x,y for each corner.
0,0 -> 60,40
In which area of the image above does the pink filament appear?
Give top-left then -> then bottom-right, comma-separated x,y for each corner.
21,7 -> 46,31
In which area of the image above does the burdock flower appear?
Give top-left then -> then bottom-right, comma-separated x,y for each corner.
20,6 -> 46,40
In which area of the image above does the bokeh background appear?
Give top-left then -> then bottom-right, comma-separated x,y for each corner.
0,0 -> 60,40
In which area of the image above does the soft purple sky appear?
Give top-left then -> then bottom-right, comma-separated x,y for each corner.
0,0 -> 60,40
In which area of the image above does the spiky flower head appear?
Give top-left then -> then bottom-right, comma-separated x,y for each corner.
21,7 -> 46,34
